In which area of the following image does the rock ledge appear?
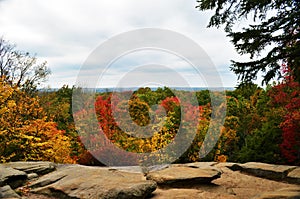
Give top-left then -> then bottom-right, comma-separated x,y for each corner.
0,161 -> 299,199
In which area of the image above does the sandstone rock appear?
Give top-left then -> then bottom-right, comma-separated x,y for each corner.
0,185 -> 20,198
27,173 -> 39,180
150,188 -> 237,199
183,162 -> 218,168
4,161 -> 56,175
109,166 -> 144,173
287,167 -> 300,184
0,166 -> 27,189
30,165 -> 157,199
214,162 -> 236,169
214,166 -> 300,199
173,162 -> 222,173
228,162 -> 297,181
1,161 -> 299,199
254,187 -> 300,199
146,166 -> 221,186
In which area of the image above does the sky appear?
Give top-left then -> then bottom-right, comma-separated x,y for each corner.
0,0 -> 245,88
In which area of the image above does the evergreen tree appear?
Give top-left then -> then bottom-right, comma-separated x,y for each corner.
196,0 -> 300,84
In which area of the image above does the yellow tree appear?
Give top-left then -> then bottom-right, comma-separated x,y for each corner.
0,78 -> 75,163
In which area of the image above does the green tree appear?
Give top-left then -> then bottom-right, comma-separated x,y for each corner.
196,0 -> 300,84
39,85 -> 84,161
237,107 -> 284,164
196,90 -> 211,105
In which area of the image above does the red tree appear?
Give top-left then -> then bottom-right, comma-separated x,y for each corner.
269,65 -> 300,165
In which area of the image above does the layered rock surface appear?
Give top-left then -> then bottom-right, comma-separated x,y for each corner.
146,164 -> 221,186
228,162 -> 298,182
0,161 -> 299,199
29,165 -> 157,199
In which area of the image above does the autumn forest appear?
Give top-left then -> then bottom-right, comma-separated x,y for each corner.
0,53 -> 299,165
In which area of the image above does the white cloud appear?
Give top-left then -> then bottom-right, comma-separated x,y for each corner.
0,0 -> 239,88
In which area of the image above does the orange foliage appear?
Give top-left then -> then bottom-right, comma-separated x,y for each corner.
0,78 -> 75,163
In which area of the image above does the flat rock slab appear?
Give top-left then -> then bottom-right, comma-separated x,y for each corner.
30,165 -> 157,199
172,162 -> 222,174
214,162 -> 236,168
213,166 -> 300,199
254,187 -> 300,199
146,166 -> 221,186
4,161 -> 56,175
228,162 -> 297,181
183,162 -> 218,168
0,165 -> 27,189
0,185 -> 21,198
287,167 -> 300,184
150,188 -> 237,199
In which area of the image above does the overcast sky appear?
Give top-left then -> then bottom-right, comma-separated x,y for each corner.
0,0 -> 244,88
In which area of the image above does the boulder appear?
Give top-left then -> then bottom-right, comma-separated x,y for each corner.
0,165 -> 27,189
30,164 -> 157,199
254,187 -> 300,199
146,165 -> 221,186
4,161 -> 56,175
0,185 -> 20,198
228,162 -> 297,181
